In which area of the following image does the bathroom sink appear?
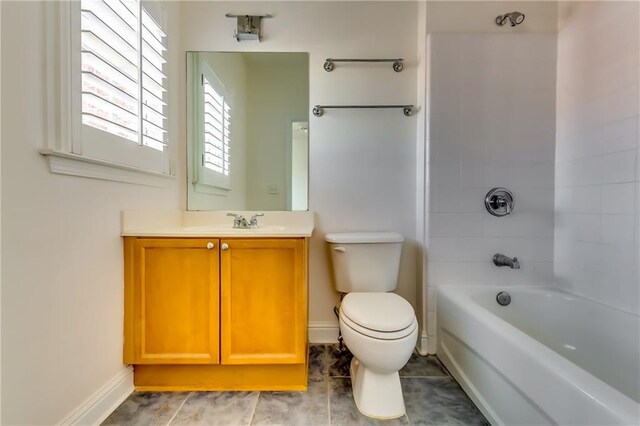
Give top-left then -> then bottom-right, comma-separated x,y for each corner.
258,225 -> 287,232
181,226 -> 229,232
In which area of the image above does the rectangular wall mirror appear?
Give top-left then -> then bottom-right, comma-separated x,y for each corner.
186,52 -> 309,211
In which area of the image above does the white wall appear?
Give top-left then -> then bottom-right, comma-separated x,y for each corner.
180,1 -> 419,332
0,1 -> 183,424
554,1 -> 640,314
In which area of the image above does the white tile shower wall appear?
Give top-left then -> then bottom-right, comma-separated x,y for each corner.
555,1 -> 640,314
426,34 -> 557,348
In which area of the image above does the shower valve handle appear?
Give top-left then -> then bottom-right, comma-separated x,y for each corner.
485,188 -> 514,217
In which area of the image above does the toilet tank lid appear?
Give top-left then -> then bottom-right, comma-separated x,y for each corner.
325,232 -> 404,244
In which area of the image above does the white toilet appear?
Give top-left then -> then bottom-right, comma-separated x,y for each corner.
326,232 -> 418,419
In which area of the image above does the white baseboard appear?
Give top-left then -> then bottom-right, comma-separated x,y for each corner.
60,366 -> 134,425
308,321 -> 339,344
416,331 -> 430,355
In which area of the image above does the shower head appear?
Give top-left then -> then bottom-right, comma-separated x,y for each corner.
496,12 -> 525,27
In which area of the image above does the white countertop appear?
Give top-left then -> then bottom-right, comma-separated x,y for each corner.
121,210 -> 314,238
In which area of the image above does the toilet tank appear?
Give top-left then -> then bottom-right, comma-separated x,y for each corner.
325,232 -> 404,293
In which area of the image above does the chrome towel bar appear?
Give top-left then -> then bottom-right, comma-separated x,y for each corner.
324,58 -> 404,72
312,105 -> 414,117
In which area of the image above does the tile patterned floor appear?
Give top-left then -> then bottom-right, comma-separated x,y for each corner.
103,345 -> 488,425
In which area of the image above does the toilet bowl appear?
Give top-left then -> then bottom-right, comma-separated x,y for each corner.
339,292 -> 418,419
326,231 -> 417,419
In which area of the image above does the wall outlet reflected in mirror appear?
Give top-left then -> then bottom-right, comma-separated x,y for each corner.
268,184 -> 279,194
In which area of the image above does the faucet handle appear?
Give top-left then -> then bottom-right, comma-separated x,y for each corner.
249,212 -> 264,227
227,212 -> 245,228
496,197 -> 511,214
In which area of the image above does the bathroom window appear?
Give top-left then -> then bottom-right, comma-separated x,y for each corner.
80,0 -> 167,167
197,62 -> 232,190
42,0 -> 171,184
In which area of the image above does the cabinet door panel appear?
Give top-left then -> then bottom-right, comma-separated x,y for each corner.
221,239 -> 306,364
133,239 -> 220,364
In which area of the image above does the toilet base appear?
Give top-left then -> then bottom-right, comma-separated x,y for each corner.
350,357 -> 406,419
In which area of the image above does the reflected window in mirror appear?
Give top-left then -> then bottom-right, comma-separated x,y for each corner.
200,61 -> 232,189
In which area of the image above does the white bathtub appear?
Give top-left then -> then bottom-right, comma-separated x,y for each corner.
437,286 -> 640,425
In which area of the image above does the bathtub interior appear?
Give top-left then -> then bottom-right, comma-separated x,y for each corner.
438,286 -> 640,426
471,287 -> 640,403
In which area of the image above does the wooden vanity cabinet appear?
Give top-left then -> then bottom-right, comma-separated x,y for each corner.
221,238 -> 307,365
123,236 -> 308,391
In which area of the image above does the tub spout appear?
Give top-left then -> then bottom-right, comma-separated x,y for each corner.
493,253 -> 520,269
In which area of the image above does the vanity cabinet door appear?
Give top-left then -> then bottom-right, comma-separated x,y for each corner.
124,238 -> 220,364
220,238 -> 307,365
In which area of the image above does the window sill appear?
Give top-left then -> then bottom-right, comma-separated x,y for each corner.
40,149 -> 175,187
193,182 -> 230,196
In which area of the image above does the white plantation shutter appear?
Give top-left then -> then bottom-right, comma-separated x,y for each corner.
202,77 -> 231,176
79,0 -> 167,172
197,60 -> 231,190
141,6 -> 167,150
81,0 -> 140,141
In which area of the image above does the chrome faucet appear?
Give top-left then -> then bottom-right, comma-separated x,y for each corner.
227,212 -> 264,229
227,212 -> 250,229
493,253 -> 520,269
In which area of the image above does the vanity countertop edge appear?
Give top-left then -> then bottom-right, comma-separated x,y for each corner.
121,210 -> 315,238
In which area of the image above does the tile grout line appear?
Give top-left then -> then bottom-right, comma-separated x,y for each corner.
400,375 -> 452,379
166,391 -> 192,426
247,391 -> 261,425
325,345 -> 331,426
403,380 -> 414,426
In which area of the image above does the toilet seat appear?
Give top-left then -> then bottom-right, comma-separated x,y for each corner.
340,292 -> 417,340
341,313 -> 417,340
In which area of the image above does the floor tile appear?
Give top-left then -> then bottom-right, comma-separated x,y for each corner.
251,376 -> 329,425
399,352 -> 449,377
401,378 -> 489,426
327,345 -> 353,377
170,391 -> 258,426
309,344 -> 327,378
329,378 -> 410,425
102,391 -> 189,426
103,350 -> 489,426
